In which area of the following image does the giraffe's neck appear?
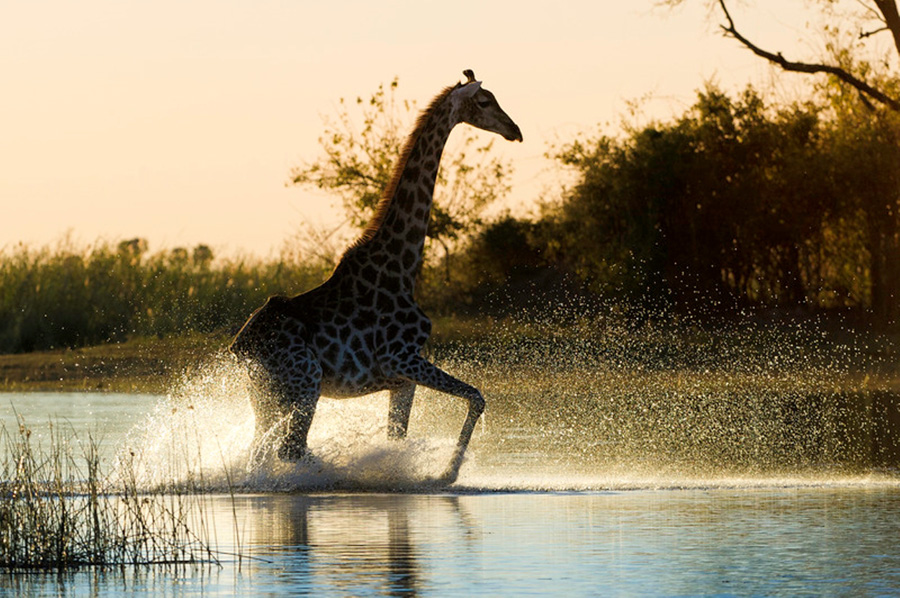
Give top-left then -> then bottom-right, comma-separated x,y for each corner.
359,90 -> 457,291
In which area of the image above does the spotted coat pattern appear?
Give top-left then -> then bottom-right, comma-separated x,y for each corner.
230,71 -> 522,482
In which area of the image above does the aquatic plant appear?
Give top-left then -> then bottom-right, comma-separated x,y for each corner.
0,416 -> 236,571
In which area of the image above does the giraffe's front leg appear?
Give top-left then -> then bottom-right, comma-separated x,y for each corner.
391,355 -> 485,484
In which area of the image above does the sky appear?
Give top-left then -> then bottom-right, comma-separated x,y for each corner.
2,1 -> 821,258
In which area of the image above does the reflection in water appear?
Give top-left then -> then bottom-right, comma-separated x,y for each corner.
155,487 -> 892,597
236,494 -> 471,596
48,487 -> 892,597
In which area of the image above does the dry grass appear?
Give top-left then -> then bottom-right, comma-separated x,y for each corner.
0,415 -> 237,571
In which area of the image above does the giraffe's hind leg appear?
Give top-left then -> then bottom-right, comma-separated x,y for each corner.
247,344 -> 323,463
387,381 -> 416,440
278,401 -> 318,461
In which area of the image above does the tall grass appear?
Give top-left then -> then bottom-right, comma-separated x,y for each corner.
0,237 -> 332,353
0,417 -> 235,570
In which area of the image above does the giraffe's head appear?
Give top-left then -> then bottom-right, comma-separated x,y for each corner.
452,69 -> 523,143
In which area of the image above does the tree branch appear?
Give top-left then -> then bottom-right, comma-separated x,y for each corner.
717,0 -> 900,112
859,25 -> 889,39
873,0 -> 900,59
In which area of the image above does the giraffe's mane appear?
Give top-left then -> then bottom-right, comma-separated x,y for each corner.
346,82 -> 460,251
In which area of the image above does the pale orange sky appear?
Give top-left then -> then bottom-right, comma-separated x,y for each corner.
3,1 -> 818,257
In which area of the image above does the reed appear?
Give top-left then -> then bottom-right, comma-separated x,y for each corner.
0,237 -> 331,354
0,416 -> 236,571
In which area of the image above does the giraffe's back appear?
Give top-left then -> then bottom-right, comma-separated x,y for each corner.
231,271 -> 432,398
294,275 -> 432,396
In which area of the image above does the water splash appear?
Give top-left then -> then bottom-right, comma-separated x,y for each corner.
118,353 -> 462,492
118,308 -> 900,493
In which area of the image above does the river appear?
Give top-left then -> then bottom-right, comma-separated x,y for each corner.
2,345 -> 900,595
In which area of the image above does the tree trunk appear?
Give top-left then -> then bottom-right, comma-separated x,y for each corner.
868,217 -> 900,328
880,230 -> 900,327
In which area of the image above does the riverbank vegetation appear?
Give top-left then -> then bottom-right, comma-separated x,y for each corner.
539,83 -> 900,322
0,418 -> 234,570
3,70 -> 900,377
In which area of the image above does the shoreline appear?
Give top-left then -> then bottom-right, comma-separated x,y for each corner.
3,319 -> 898,395
0,333 -> 228,394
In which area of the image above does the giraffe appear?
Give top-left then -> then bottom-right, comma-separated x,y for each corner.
230,70 -> 522,484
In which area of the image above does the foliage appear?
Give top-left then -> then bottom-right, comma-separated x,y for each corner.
288,78 -> 513,279
822,85 -> 900,323
0,238 -> 330,354
462,215 -> 548,286
8,73 -> 900,355
542,83 -> 899,321
417,214 -> 556,314
653,0 -> 900,324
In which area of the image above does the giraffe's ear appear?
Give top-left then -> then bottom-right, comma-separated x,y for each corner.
457,80 -> 482,99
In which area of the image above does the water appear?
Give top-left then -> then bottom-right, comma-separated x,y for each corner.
2,332 -> 900,595
2,475 -> 900,596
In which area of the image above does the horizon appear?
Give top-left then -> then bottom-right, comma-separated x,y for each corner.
4,1 -> 820,258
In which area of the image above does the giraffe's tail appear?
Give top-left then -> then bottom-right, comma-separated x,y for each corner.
229,295 -> 292,359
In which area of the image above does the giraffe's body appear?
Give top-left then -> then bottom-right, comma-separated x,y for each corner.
231,71 -> 521,483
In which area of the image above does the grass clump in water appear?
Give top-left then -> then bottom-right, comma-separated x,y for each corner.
0,417 -> 230,571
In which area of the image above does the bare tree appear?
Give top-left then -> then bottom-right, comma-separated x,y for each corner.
660,0 -> 900,110
661,0 -> 900,325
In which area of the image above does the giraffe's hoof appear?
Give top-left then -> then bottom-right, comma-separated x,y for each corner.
386,429 -> 408,442
277,442 -> 308,463
437,467 -> 460,486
